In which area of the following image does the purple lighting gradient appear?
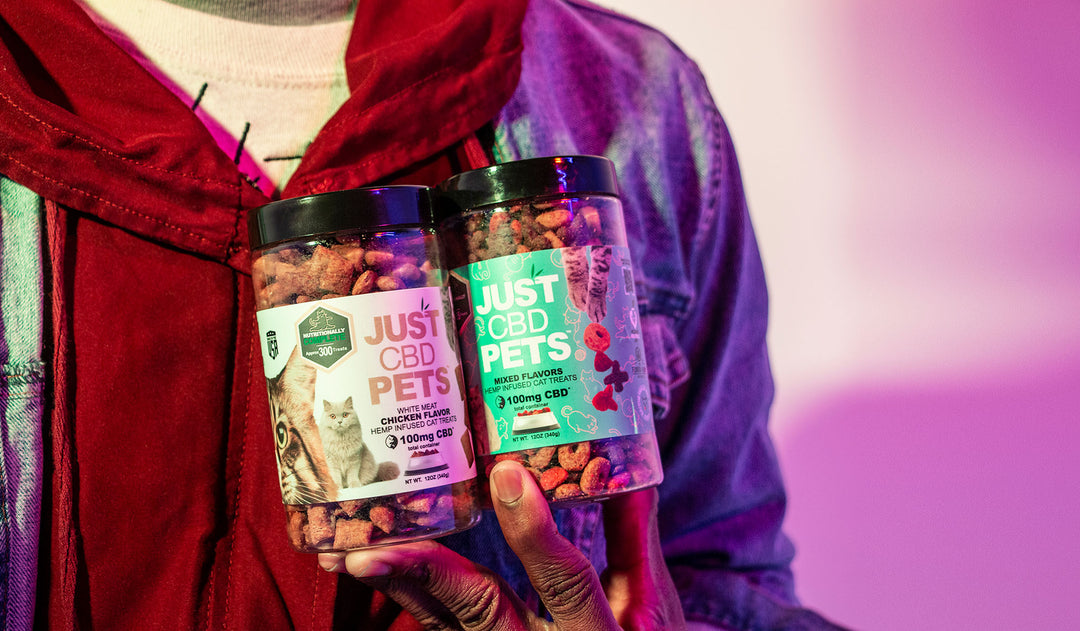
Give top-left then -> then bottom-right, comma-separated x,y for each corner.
780,352 -> 1080,630
777,2 -> 1080,629
602,1 -> 1080,628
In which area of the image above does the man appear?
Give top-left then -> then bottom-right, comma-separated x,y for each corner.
0,0 -> 843,628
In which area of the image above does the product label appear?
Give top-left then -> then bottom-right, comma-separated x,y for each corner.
451,245 -> 654,455
256,286 -> 475,505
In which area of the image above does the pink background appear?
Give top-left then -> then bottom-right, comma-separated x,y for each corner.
602,1 -> 1080,628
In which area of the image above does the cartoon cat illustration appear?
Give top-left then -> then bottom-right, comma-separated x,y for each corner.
266,347 -> 335,504
561,405 -> 599,435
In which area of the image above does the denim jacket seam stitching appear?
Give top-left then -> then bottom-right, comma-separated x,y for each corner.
1,361 -> 46,385
689,90 -> 726,277
640,288 -> 691,320
704,99 -> 726,239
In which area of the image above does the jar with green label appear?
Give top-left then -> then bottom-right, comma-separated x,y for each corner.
435,156 -> 663,506
248,186 -> 480,551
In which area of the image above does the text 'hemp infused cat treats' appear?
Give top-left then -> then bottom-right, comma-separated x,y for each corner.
436,156 -> 663,506
249,186 -> 479,552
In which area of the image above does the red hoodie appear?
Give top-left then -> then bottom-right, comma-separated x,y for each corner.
0,1 -> 525,628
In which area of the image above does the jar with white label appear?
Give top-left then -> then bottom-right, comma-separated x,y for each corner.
435,156 -> 663,506
249,186 -> 479,551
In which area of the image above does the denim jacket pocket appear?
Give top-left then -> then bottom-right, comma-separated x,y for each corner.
641,314 -> 690,421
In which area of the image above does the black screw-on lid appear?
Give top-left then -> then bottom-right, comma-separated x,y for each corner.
248,186 -> 434,249
434,155 -> 619,221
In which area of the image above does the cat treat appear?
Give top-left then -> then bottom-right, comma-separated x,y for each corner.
435,156 -> 664,507
250,186 -> 480,552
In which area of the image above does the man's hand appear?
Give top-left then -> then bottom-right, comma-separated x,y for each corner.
318,459 -> 686,630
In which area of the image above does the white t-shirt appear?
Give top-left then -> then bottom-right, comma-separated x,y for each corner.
79,0 -> 354,196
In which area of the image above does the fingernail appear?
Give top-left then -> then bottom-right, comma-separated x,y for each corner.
359,560 -> 393,578
318,554 -> 343,572
492,463 -> 524,505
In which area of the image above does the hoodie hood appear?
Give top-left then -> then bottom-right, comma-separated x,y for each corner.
0,0 -> 526,267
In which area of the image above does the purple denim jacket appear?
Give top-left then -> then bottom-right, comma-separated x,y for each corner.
443,2 -> 844,629
0,0 -> 841,628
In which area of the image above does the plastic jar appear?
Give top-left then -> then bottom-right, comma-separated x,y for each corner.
248,186 -> 479,552
435,156 -> 663,506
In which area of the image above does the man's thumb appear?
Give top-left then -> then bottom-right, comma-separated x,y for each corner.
488,460 -> 618,630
